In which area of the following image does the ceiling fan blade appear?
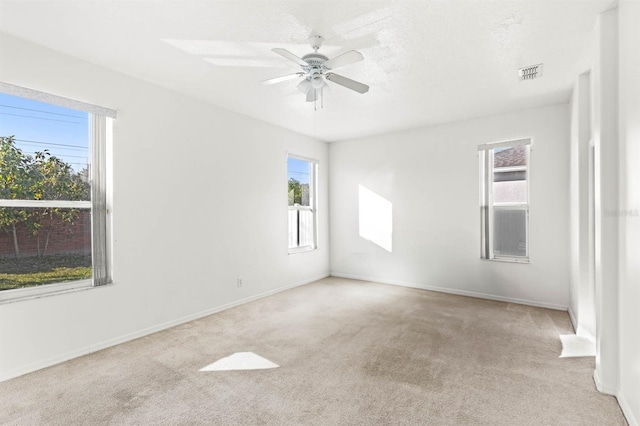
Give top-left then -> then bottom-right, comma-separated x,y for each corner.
260,72 -> 304,85
325,73 -> 369,94
324,50 -> 364,70
272,48 -> 308,67
298,79 -> 312,94
306,89 -> 317,102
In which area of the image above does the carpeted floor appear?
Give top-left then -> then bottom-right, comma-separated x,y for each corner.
0,277 -> 628,425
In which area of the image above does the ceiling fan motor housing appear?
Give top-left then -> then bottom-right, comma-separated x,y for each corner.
302,53 -> 328,66
302,53 -> 328,80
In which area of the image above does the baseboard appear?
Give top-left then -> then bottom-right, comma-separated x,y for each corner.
617,391 -> 639,426
0,273 -> 329,383
330,272 -> 568,311
593,369 -> 638,426
593,368 -> 618,395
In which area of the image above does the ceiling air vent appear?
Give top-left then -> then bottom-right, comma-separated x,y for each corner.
519,63 -> 543,81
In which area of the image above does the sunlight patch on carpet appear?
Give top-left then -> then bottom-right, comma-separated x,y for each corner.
199,352 -> 279,371
559,334 -> 596,358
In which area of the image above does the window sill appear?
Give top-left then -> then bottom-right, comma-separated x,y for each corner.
288,246 -> 317,255
482,257 -> 530,264
0,279 -> 110,305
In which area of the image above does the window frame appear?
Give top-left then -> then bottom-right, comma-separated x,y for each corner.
479,139 -> 531,263
287,153 -> 318,254
0,83 -> 114,303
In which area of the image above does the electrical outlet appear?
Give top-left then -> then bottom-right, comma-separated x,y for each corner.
237,277 -> 243,287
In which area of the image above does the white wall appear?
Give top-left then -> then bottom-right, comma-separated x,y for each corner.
569,72 -> 596,339
569,3 -> 639,423
591,7 -> 620,396
329,104 -> 571,309
0,33 -> 329,380
617,1 -> 640,423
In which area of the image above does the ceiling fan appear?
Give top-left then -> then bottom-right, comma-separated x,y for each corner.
261,35 -> 369,103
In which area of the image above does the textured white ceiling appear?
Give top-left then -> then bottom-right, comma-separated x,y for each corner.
0,0 -> 613,141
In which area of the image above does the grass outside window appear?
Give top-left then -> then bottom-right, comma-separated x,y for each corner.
0,254 -> 91,291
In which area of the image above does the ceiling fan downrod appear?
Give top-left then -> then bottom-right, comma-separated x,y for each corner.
309,35 -> 324,52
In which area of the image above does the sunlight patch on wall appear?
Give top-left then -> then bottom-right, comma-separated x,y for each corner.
359,185 -> 392,252
199,352 -> 279,371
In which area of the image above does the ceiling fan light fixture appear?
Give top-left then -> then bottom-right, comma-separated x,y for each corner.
311,76 -> 324,89
306,89 -> 317,103
297,79 -> 311,94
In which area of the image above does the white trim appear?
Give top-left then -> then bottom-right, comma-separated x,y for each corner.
288,246 -> 316,254
592,370 -> 638,426
0,82 -> 116,118
478,138 -> 531,151
289,205 -> 313,211
0,199 -> 91,208
493,203 -> 528,208
0,279 -> 93,304
489,256 -> 530,264
494,166 -> 526,173
312,161 -> 318,250
286,153 -> 319,164
568,307 -> 578,333
617,391 -> 639,426
0,273 -> 329,382
480,151 -> 490,258
330,272 -> 568,311
593,369 -> 617,395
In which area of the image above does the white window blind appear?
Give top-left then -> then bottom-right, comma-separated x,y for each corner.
0,82 -> 116,119
478,138 -> 530,151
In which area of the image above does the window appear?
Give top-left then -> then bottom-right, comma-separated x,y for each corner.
287,155 -> 317,253
0,83 -> 114,302
479,139 -> 530,262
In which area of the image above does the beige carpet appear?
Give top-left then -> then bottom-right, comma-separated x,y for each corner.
0,277 -> 628,425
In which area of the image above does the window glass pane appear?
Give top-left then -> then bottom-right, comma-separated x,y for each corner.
493,180 -> 527,203
1,92 -> 93,292
0,207 -> 92,291
493,207 -> 527,257
493,145 -> 527,169
0,93 -> 90,202
492,145 -> 527,204
287,157 -> 310,207
288,209 -> 299,249
298,210 -> 314,247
